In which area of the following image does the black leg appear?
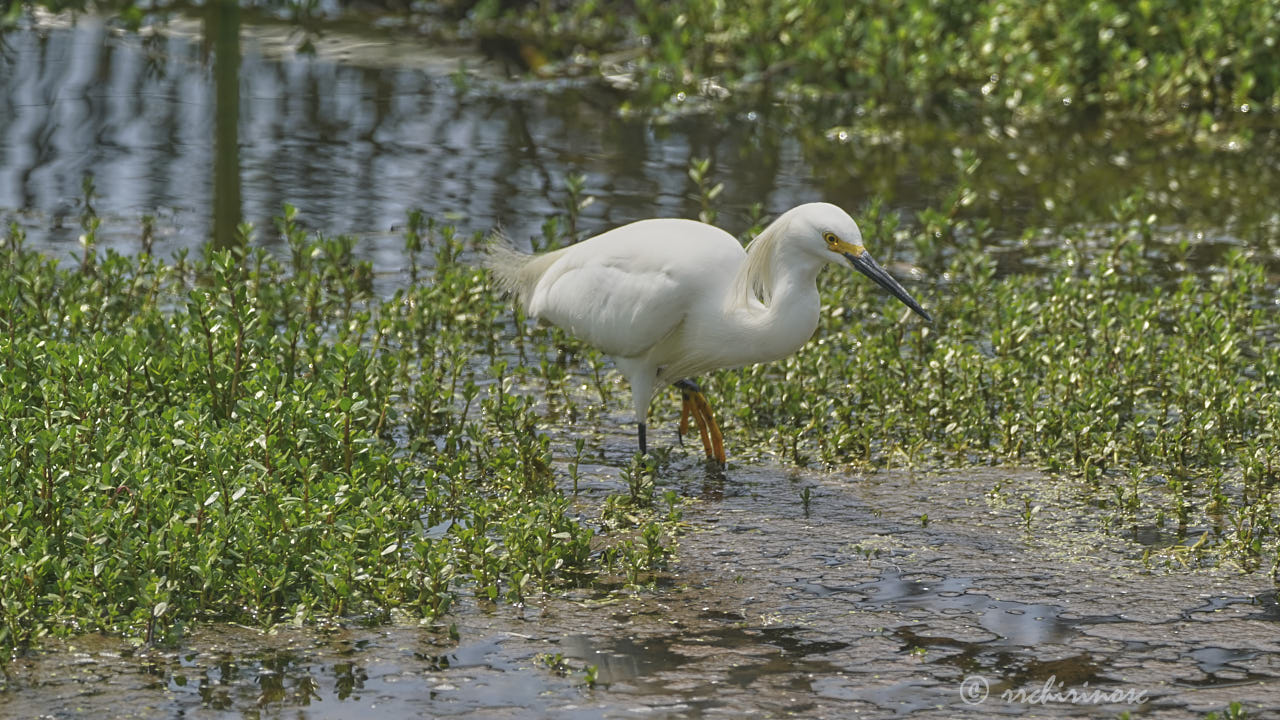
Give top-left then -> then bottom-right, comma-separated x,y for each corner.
638,421 -> 647,455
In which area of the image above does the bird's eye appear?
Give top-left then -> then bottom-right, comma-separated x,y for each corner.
823,232 -> 839,247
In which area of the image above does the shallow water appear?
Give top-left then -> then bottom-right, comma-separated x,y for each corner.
4,10 -> 1280,720
0,12 -> 818,259
5,464 -> 1277,718
3,11 -> 1280,272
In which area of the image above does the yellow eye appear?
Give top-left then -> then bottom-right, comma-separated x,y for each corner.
823,232 -> 839,246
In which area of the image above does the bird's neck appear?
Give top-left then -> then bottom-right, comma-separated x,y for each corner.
732,250 -> 824,363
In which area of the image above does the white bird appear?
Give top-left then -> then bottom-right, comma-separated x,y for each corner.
484,202 -> 931,464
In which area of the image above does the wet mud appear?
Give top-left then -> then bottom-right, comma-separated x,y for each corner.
4,463 -> 1277,718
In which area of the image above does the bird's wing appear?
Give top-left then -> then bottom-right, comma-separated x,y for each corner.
526,219 -> 743,359
529,252 -> 690,358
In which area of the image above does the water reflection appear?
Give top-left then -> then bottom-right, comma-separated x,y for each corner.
210,0 -> 242,249
855,570 -> 1077,646
1,11 -> 1278,268
0,13 -> 817,260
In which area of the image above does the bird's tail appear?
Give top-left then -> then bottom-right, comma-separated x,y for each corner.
481,231 -> 557,310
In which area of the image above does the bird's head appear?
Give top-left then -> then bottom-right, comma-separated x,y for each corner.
788,202 -> 932,323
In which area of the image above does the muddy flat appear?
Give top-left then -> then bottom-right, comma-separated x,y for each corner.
4,464 -> 1276,719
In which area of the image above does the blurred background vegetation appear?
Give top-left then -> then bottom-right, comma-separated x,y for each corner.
6,0 -> 1277,126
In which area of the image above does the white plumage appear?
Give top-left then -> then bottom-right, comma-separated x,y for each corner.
485,202 -> 931,464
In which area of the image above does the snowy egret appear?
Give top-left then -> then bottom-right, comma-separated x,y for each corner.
485,202 -> 931,464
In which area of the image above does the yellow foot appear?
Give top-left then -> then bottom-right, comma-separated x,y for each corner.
680,388 -> 725,465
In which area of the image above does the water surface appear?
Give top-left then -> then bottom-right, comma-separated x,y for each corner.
4,11 -> 1279,270
5,466 -> 1278,718
3,11 -> 1280,720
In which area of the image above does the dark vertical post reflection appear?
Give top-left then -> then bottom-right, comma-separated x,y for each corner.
209,0 -> 242,252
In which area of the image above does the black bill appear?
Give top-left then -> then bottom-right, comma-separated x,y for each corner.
845,252 -> 932,323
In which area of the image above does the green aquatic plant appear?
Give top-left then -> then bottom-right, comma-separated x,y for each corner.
4,156 -> 1279,658
1204,701 -> 1250,720
0,210 -> 675,655
711,191 -> 1279,568
688,156 -> 724,225
567,0 -> 1280,123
